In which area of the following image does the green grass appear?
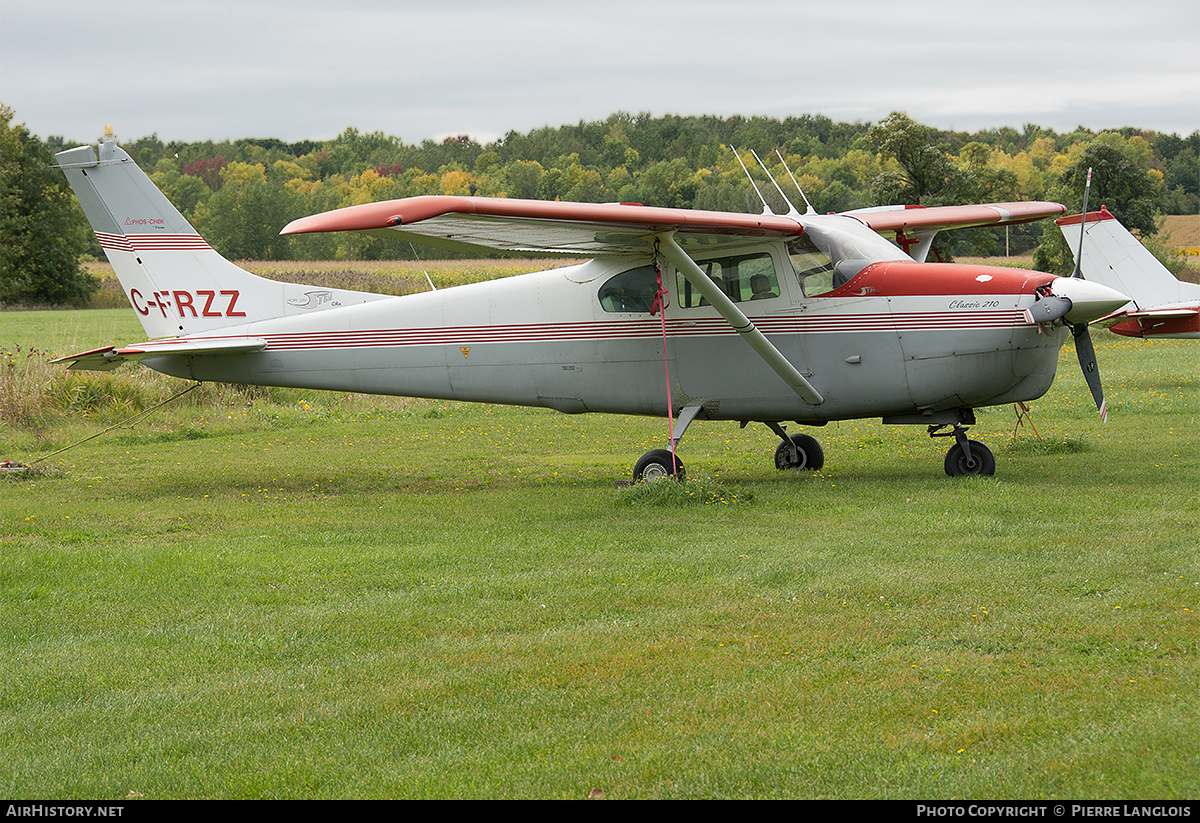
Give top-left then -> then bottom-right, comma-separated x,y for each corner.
1,308 -> 1198,799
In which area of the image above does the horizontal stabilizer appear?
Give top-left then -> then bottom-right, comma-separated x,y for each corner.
52,337 -> 267,371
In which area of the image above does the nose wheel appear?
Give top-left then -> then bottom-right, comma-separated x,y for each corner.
930,423 -> 996,477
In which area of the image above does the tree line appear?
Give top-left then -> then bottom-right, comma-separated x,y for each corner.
3,104 -> 1198,306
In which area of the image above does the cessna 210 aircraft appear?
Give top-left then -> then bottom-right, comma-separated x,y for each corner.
53,134 -> 1131,479
1058,207 -> 1200,340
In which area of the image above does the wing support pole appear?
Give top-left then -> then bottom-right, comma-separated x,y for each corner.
655,232 -> 824,405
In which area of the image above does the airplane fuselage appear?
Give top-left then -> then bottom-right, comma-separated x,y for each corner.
138,249 -> 1066,425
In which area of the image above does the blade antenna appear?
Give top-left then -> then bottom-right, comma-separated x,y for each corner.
409,242 -> 437,291
751,149 -> 801,218
775,150 -> 815,215
731,146 -> 774,215
1071,167 -> 1092,279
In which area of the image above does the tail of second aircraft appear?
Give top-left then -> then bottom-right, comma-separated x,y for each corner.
56,135 -> 387,340
1057,208 -> 1199,311
1057,208 -> 1200,339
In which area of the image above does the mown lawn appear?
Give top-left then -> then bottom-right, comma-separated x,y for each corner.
1,309 -> 1197,799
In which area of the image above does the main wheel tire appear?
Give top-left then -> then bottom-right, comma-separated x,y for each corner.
944,440 -> 996,477
774,433 -> 825,471
633,449 -> 685,482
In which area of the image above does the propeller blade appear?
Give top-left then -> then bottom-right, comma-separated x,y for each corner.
1024,295 -> 1072,325
1066,168 -> 1108,422
1072,322 -> 1108,422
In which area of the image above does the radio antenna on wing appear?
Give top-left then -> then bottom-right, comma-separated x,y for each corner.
751,149 -> 801,218
775,150 -> 815,215
1071,167 -> 1093,280
409,242 -> 437,291
731,146 -> 774,215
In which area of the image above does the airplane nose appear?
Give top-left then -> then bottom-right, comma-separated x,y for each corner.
1048,276 -> 1131,324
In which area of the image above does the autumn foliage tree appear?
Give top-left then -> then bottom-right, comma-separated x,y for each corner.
7,107 -> 1195,282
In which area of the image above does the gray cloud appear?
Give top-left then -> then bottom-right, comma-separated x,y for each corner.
2,0 -> 1197,144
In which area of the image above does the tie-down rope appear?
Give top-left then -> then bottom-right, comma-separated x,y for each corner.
650,239 -> 677,474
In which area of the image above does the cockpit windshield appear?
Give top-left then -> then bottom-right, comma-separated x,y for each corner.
788,215 -> 910,296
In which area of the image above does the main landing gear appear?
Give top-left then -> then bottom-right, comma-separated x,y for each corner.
929,422 -> 996,477
765,422 -> 825,471
631,418 -> 826,483
632,448 -> 686,482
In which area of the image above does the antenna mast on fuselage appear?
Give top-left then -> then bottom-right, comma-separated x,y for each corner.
751,149 -> 803,218
775,150 -> 815,216
731,146 -> 774,215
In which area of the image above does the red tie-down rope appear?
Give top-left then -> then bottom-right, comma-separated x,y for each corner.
650,246 -> 677,473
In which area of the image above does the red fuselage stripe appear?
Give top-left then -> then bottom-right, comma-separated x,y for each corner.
132,311 -> 1032,353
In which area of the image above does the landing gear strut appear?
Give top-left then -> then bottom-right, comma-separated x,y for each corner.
929,422 -> 995,477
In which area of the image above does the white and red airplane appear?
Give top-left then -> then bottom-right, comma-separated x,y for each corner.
52,135 -> 1130,479
1058,207 -> 1200,340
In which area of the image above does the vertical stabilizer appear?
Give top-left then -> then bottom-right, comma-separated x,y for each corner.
1057,208 -> 1189,311
56,136 -> 386,340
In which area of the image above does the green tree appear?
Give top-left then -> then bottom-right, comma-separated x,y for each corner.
867,112 -> 955,202
194,175 -> 299,260
1035,142 -> 1165,274
0,106 -> 97,306
1057,143 -> 1161,235
504,160 -> 544,200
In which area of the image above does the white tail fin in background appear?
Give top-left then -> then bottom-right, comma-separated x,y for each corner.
56,136 -> 387,340
1057,208 -> 1199,312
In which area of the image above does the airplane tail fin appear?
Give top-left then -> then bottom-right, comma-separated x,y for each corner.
56,135 -> 384,340
1056,208 -> 1185,312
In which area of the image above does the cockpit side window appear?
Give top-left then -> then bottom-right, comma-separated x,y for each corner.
598,265 -> 659,313
675,252 -> 781,309
787,235 -> 837,297
789,217 -> 911,297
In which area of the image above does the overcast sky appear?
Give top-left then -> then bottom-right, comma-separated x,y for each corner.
2,0 -> 1198,147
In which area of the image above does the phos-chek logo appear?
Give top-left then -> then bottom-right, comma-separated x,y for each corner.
130,288 -> 246,319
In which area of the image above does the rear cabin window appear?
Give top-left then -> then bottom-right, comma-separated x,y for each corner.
675,252 -> 780,309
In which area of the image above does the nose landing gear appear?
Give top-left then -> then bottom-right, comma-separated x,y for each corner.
929,422 -> 996,477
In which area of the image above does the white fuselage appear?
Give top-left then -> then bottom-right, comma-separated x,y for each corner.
138,250 -> 1067,424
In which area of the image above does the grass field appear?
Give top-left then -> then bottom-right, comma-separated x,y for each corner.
1,301 -> 1198,799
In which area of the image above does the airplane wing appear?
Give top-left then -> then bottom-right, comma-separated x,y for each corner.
51,337 -> 268,371
284,196 -> 827,402
847,202 -> 1067,261
281,196 -> 806,256
282,196 -> 1065,259
847,202 -> 1067,234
